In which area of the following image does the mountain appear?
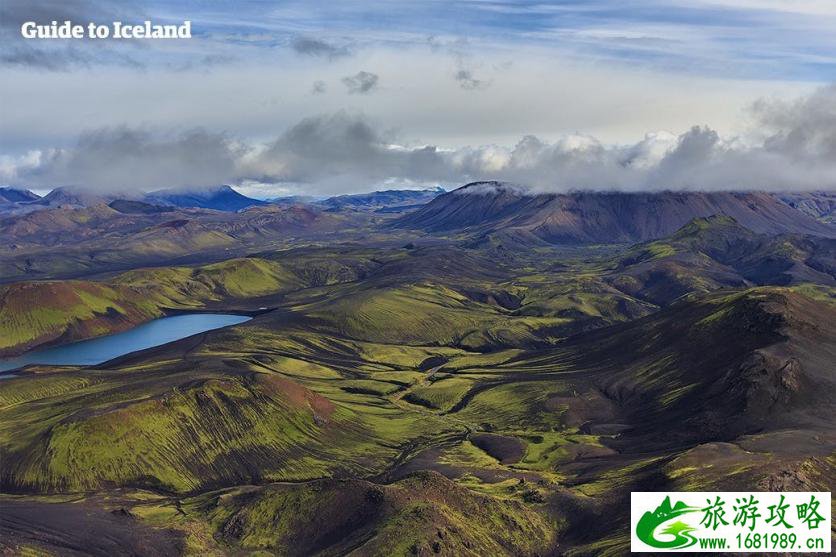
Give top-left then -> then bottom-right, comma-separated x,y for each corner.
269,195 -> 322,204
609,216 -> 836,305
107,199 -> 173,215
505,286 -> 835,450
145,185 -> 267,212
774,191 -> 836,224
320,187 -> 446,212
2,213 -> 834,555
394,182 -> 835,244
0,187 -> 40,204
38,186 -> 112,207
33,186 -> 114,209
0,204 -> 142,247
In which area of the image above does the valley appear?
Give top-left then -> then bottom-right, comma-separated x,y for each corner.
0,183 -> 834,556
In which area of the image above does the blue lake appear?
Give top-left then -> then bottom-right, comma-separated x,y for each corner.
0,313 -> 251,373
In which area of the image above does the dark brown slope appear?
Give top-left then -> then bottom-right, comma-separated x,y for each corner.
394,182 -> 835,243
541,289 -> 836,555
507,287 -> 836,451
0,497 -> 183,556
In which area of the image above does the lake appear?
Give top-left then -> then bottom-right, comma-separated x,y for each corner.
0,313 -> 251,373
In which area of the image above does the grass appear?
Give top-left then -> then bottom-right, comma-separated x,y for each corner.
403,376 -> 474,411
0,281 -> 161,353
169,471 -> 556,556
0,328 -> 465,493
0,257 -> 304,355
340,379 -> 402,396
1,237 -> 831,554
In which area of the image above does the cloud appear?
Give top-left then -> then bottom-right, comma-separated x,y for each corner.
291,36 -> 350,59
8,127 -> 246,193
243,112 -> 451,191
429,36 -> 492,91
341,71 -> 379,94
311,80 -> 327,94
754,84 -> 836,160
5,86 -> 836,195
242,84 -> 836,193
454,69 -> 488,90
1,46 -> 91,70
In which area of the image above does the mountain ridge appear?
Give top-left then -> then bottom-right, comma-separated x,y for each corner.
319,187 -> 446,212
0,187 -> 40,204
394,182 -> 835,243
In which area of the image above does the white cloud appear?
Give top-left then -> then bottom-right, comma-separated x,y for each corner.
7,85 -> 836,195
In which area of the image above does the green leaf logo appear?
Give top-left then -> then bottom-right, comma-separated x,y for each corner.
636,496 -> 700,549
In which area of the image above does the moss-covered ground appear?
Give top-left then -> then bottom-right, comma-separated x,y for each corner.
1,231 -> 834,556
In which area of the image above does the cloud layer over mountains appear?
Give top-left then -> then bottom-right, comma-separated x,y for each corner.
4,85 -> 835,196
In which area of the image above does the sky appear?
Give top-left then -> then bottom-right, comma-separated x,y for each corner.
1,0 -> 835,196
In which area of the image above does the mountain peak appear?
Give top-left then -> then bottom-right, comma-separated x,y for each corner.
0,187 -> 40,204
39,186 -> 113,208
455,181 -> 526,195
145,185 -> 267,212
671,215 -> 745,239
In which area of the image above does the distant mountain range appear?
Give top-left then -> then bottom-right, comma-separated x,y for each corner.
0,185 -> 272,213
318,187 -> 446,212
2,183 -> 835,245
394,181 -> 835,244
0,185 -> 445,214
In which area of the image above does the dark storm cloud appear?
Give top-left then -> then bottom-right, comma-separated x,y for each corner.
341,71 -> 378,94
291,36 -> 350,59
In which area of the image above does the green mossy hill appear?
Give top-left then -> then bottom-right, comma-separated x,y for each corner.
623,215 -> 758,265
114,257 -> 303,300
193,471 -> 553,556
610,217 -> 835,305
0,280 -> 161,357
0,372 -> 378,493
303,281 -> 602,350
0,257 -> 301,356
259,247 -> 386,287
115,219 -> 237,256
